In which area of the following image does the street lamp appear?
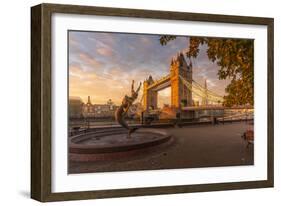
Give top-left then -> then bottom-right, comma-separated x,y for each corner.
84,103 -> 91,131
85,96 -> 92,131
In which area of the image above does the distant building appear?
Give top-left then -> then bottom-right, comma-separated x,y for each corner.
83,96 -> 95,117
83,96 -> 117,118
107,99 -> 115,110
69,96 -> 84,118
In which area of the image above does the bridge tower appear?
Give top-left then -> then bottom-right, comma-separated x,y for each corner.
170,52 -> 192,109
143,75 -> 158,110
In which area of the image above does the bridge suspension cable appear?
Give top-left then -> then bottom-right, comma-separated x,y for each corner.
179,75 -> 224,103
192,80 -> 223,98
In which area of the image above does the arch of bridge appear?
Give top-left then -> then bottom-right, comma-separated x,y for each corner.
143,54 -> 192,111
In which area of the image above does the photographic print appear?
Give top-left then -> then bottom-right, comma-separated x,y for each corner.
31,4 -> 273,201
68,31 -> 254,174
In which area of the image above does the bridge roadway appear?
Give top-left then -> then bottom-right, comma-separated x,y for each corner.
182,105 -> 254,111
146,74 -> 171,91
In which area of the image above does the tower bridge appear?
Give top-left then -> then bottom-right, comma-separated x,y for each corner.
141,52 -> 252,121
143,52 -> 224,111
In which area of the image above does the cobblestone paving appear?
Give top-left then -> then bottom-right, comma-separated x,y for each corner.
69,122 -> 253,174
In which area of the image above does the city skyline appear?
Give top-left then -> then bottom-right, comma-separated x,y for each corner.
69,31 -> 230,106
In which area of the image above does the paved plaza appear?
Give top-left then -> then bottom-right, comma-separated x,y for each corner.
69,121 -> 253,174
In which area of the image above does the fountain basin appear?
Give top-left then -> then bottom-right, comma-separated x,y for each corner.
69,128 -> 172,162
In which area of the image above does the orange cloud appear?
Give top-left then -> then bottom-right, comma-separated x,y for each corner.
69,64 -> 138,105
97,47 -> 113,56
79,53 -> 103,68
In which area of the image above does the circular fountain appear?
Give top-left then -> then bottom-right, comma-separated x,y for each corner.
69,127 -> 172,162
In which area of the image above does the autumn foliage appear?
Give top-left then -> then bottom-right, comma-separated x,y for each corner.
160,36 -> 254,106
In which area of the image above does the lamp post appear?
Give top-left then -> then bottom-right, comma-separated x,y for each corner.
85,96 -> 92,131
87,104 -> 90,130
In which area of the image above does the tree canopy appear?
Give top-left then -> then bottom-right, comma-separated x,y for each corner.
159,36 -> 254,106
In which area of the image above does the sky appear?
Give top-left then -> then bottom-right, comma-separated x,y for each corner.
69,31 -> 230,107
